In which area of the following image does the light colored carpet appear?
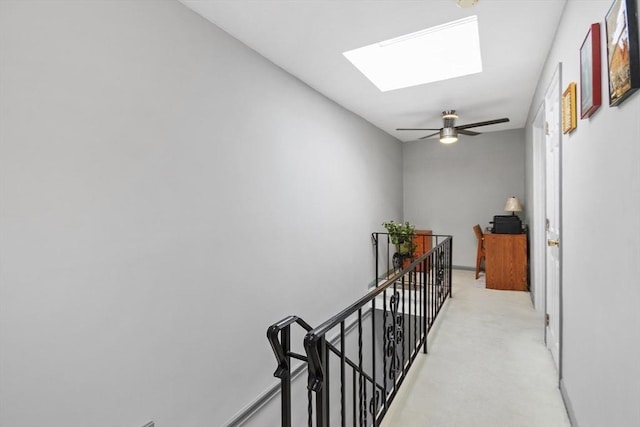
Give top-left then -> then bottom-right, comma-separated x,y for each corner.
380,269 -> 571,427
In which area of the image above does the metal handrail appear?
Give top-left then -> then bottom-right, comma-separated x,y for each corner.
267,234 -> 453,427
303,235 -> 453,426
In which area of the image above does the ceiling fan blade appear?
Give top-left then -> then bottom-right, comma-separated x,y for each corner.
396,128 -> 441,131
456,118 -> 510,130
457,129 -> 481,136
418,131 -> 441,140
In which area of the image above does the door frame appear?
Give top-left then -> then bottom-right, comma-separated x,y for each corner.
532,62 -> 563,384
531,102 -> 546,315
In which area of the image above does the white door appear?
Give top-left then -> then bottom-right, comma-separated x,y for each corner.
544,65 -> 562,372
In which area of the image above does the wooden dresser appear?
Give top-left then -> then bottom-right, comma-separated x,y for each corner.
484,233 -> 527,291
402,230 -> 432,271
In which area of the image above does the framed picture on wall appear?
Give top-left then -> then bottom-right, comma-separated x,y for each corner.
580,23 -> 602,118
562,83 -> 577,134
605,0 -> 640,106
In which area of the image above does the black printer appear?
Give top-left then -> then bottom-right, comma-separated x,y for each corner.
491,215 -> 522,234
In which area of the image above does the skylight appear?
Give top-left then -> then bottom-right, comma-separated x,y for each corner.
343,16 -> 482,92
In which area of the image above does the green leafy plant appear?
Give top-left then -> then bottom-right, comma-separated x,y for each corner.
382,220 -> 416,256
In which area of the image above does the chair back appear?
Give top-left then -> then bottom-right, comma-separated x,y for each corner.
473,224 -> 485,279
473,224 -> 483,243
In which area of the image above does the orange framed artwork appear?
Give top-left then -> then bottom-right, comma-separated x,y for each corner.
562,83 -> 577,134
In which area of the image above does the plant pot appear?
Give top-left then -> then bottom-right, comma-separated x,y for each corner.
392,251 -> 414,269
397,241 -> 414,256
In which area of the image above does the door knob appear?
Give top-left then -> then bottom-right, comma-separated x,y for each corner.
547,239 -> 560,247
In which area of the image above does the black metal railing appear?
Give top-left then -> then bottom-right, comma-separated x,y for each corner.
267,235 -> 452,427
267,316 -> 314,427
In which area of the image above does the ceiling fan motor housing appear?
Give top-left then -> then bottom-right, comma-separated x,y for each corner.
442,110 -> 457,127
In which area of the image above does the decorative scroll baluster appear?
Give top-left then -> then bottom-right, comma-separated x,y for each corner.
368,389 -> 381,417
385,290 -> 403,381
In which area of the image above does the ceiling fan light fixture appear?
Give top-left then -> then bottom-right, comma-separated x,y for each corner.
440,128 -> 458,144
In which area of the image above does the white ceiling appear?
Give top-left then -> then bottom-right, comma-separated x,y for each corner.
179,0 -> 566,142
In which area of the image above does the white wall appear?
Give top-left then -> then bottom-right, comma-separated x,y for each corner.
403,129 -> 526,268
525,1 -> 640,425
0,1 -> 403,426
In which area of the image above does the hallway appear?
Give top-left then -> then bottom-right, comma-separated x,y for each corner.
381,269 -> 571,427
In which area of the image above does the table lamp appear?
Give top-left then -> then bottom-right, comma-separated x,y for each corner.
504,196 -> 523,216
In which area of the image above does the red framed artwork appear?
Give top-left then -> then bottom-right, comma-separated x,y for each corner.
580,23 -> 601,119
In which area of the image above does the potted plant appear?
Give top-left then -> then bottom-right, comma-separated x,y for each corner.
383,221 -> 416,268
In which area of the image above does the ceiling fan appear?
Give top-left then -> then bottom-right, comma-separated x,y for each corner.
396,110 -> 510,144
